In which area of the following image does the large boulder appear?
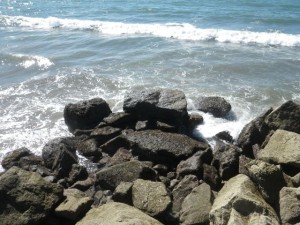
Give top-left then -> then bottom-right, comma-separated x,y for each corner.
279,187 -> 300,224
64,98 -> 111,133
42,137 -> 78,179
0,167 -> 63,225
75,202 -> 163,225
123,89 -> 188,128
132,179 -> 171,217
124,130 -> 209,166
209,174 -> 280,225
257,129 -> 300,168
195,96 -> 231,117
265,101 -> 300,134
180,182 -> 213,225
176,151 -> 204,178
55,188 -> 93,221
95,160 -> 156,190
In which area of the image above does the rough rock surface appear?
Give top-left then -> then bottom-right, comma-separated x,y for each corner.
257,129 -> 300,168
209,174 -> 280,225
202,163 -> 221,190
132,179 -> 171,216
280,187 -> 300,224
75,202 -> 164,225
55,188 -> 93,221
125,130 -> 209,165
195,96 -> 231,117
123,89 -> 188,127
0,167 -> 63,225
265,101 -> 300,134
95,160 -> 156,190
180,182 -> 213,225
64,98 -> 111,133
112,182 -> 133,204
77,138 -> 101,161
176,151 -> 203,178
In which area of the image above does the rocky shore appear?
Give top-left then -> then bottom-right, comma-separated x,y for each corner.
1,88 -> 300,225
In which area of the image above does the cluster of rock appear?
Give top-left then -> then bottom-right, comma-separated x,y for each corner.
1,88 -> 300,225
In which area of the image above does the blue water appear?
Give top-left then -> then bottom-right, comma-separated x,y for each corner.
0,0 -> 300,167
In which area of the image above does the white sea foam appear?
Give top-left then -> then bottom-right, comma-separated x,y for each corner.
2,15 -> 300,47
11,53 -> 54,69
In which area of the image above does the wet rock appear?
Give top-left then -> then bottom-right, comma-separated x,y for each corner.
1,147 -> 44,171
125,130 -> 209,166
112,182 -> 133,204
42,137 -> 78,179
195,96 -> 231,117
237,108 -> 272,158
95,160 -> 156,190
202,163 -> 221,191
132,179 -> 171,217
257,129 -> 300,168
265,100 -> 300,134
209,174 -> 280,225
77,138 -> 102,162
75,202 -> 164,225
280,187 -> 300,224
123,89 -> 188,128
180,183 -> 213,225
214,131 -> 233,143
0,167 -> 63,225
64,98 -> 111,133
188,112 -> 203,128
55,188 -> 93,221
212,142 -> 241,180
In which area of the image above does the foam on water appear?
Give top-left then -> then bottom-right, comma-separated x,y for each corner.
11,54 -> 54,69
1,15 -> 300,47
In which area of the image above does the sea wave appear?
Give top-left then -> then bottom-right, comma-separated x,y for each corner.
1,15 -> 300,47
11,53 -> 54,69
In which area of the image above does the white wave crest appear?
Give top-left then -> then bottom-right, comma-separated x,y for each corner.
12,53 -> 54,69
1,15 -> 300,47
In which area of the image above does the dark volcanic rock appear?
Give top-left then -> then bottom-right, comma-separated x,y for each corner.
64,98 -> 111,133
95,160 -> 156,190
123,89 -> 188,128
1,147 -> 44,171
265,100 -> 300,134
100,135 -> 131,156
0,167 -> 63,225
214,131 -> 233,143
124,130 -> 209,166
202,164 -> 221,191
107,148 -> 133,166
42,137 -> 78,179
90,126 -> 121,144
99,112 -> 136,129
77,138 -> 102,162
195,96 -> 231,117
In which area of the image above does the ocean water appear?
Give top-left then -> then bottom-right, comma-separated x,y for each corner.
0,0 -> 300,168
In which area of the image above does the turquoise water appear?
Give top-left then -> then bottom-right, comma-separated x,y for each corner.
0,0 -> 300,165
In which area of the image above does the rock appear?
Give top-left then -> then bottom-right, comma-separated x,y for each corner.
243,159 -> 286,207
237,108 -> 272,158
68,164 -> 89,185
171,175 -> 199,220
107,148 -> 133,166
71,177 -> 95,192
100,135 -> 130,155
75,202 -> 164,225
238,155 -> 252,175
202,163 -> 221,191
92,190 -> 113,207
125,130 -> 209,166
112,182 -> 133,204
156,121 -> 177,133
257,129 -> 300,168
99,112 -> 136,129
135,120 -> 149,131
214,131 -> 233,143
90,126 -> 121,144
55,188 -> 93,221
280,187 -> 300,224
209,174 -> 280,225
153,164 -> 169,176
265,101 -> 300,134
195,96 -> 231,117
176,151 -> 203,178
132,179 -> 171,217
64,98 -> 111,133
42,137 -> 78,179
180,183 -> 213,225
188,112 -> 203,128
77,138 -> 102,162
123,89 -> 188,128
95,160 -> 156,190
212,142 -> 241,180
0,167 -> 63,225
1,147 -> 44,171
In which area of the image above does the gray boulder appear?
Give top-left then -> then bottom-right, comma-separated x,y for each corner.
77,138 -> 102,161
125,130 -> 209,166
75,202 -> 163,225
64,98 -> 111,133
132,179 -> 171,217
257,129 -> 300,168
0,167 -> 63,225
280,187 -> 300,224
202,163 -> 221,191
209,174 -> 280,225
180,182 -> 213,225
90,126 -> 121,144
195,96 -> 231,117
99,112 -> 136,129
123,89 -> 188,127
112,181 -> 133,204
176,151 -> 203,178
95,160 -> 156,190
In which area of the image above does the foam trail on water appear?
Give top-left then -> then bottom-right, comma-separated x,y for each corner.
11,54 -> 54,69
1,15 -> 300,47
